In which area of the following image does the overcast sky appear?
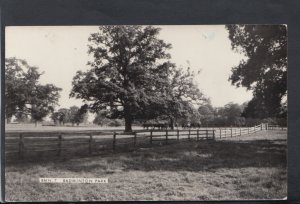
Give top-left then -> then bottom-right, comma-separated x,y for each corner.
6,25 -> 252,109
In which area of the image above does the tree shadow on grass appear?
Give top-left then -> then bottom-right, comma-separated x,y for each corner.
117,139 -> 287,172
6,138 -> 287,173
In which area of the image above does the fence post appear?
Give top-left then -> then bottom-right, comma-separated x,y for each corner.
206,130 -> 208,140
213,130 -> 215,140
58,134 -> 62,156
188,129 -> 191,140
19,133 -> 24,159
113,132 -> 116,152
89,134 -> 93,155
225,128 -> 226,137
231,127 -> 232,138
166,130 -> 168,144
248,127 -> 249,134
133,132 -> 137,147
220,129 -> 221,139
197,129 -> 199,141
177,129 -> 179,141
240,128 -> 242,136
150,130 -> 153,145
260,124 -> 263,130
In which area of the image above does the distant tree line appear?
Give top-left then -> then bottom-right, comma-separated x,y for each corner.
50,105 -> 88,126
198,100 -> 286,127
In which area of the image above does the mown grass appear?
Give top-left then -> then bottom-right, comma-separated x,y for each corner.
5,130 -> 287,201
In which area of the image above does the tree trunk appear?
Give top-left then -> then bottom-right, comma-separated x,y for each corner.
170,118 -> 175,130
6,117 -> 11,124
125,117 -> 132,132
6,111 -> 13,124
124,102 -> 133,132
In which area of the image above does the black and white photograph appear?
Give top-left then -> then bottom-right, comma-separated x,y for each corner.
4,25 -> 287,201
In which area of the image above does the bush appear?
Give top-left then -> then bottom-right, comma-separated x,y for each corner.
275,118 -> 287,126
108,119 -> 124,127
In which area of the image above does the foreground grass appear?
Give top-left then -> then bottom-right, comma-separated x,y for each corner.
5,130 -> 287,201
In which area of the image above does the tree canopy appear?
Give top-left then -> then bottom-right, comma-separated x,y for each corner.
51,108 -> 70,125
51,106 -> 88,126
198,100 -> 214,126
198,101 -> 246,127
69,105 -> 88,126
5,58 -> 61,124
223,102 -> 244,126
163,66 -> 204,128
70,26 -> 203,132
226,25 -> 287,118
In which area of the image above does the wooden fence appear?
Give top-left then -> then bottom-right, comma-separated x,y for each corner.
5,123 -> 285,159
267,125 -> 287,130
211,123 -> 287,139
138,129 -> 216,144
5,129 -> 215,159
216,124 -> 264,139
5,131 -> 113,159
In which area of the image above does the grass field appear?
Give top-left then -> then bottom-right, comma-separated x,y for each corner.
5,130 -> 287,201
5,123 -> 138,133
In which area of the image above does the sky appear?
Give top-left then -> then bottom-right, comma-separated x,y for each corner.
5,25 -> 253,109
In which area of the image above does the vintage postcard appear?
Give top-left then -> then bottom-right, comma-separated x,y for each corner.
4,25 -> 287,201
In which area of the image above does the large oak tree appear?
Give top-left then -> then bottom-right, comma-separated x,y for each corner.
70,26 -> 173,132
5,58 -> 61,125
226,25 -> 287,118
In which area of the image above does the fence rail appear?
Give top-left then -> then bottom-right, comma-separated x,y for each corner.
216,124 -> 263,139
267,125 -> 287,130
5,123 -> 285,159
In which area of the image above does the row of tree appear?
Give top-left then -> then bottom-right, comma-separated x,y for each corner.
5,25 -> 287,131
198,101 -> 244,127
6,26 -> 205,130
72,25 -> 287,131
198,100 -> 286,127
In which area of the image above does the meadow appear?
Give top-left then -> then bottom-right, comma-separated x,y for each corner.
5,129 -> 287,201
5,123 -> 138,133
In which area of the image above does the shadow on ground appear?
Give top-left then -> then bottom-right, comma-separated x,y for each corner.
7,136 -> 287,173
